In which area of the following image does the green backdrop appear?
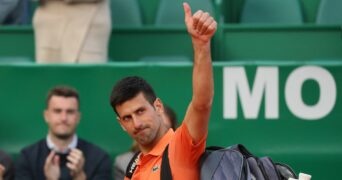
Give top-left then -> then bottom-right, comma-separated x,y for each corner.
0,61 -> 341,179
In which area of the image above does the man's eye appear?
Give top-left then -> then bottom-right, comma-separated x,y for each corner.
137,109 -> 144,114
53,109 -> 61,113
67,110 -> 76,114
122,116 -> 132,122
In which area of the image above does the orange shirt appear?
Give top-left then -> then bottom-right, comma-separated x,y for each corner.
124,123 -> 207,180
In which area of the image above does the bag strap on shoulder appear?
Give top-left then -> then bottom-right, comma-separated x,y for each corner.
125,151 -> 141,179
125,145 -> 172,180
161,145 -> 172,180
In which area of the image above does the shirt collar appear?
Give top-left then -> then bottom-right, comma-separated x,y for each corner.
147,129 -> 174,156
46,134 -> 78,154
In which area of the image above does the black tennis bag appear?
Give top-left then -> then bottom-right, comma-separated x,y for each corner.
126,144 -> 297,180
200,144 -> 298,180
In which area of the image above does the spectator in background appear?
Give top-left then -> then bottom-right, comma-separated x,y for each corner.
15,86 -> 111,180
0,150 -> 14,180
33,0 -> 111,63
113,105 -> 178,180
0,0 -> 30,25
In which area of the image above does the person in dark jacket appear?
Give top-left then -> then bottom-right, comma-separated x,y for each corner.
15,86 -> 111,180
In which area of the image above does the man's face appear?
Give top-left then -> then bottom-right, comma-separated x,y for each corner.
44,96 -> 80,139
116,93 -> 163,146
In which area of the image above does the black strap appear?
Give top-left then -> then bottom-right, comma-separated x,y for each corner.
125,151 -> 141,179
161,145 -> 172,180
125,145 -> 172,180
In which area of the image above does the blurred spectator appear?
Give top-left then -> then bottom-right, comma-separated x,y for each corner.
0,150 -> 14,180
15,85 -> 112,180
0,0 -> 30,25
33,0 -> 111,63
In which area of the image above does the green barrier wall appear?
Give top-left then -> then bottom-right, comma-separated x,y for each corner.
1,25 -> 342,61
109,27 -> 194,61
220,25 -> 342,61
0,27 -> 35,60
0,61 -> 341,179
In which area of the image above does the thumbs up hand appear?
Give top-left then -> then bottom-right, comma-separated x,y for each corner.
183,2 -> 217,44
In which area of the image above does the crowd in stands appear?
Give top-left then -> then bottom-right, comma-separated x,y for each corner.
1,0 -> 111,63
1,0 -> 341,63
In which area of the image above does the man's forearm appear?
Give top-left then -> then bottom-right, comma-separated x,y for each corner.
192,41 -> 214,109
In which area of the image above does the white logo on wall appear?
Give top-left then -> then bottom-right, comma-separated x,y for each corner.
223,66 -> 336,120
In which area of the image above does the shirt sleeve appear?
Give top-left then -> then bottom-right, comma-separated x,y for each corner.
168,123 -> 207,172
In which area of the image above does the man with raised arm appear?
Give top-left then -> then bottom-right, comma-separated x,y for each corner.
109,2 -> 217,179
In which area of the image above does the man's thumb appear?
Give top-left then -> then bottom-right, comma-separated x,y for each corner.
183,2 -> 192,21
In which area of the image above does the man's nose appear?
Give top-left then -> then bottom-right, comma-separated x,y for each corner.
60,112 -> 68,122
132,116 -> 143,129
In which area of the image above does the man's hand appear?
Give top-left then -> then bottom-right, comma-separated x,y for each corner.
67,148 -> 86,180
44,151 -> 60,180
183,2 -> 217,44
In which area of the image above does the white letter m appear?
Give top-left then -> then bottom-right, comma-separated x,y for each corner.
223,66 -> 279,119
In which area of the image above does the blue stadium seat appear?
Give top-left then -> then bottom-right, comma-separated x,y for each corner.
316,0 -> 342,25
155,0 -> 215,26
111,0 -> 142,27
240,0 -> 303,24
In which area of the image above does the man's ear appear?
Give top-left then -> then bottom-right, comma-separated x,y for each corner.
154,98 -> 164,113
43,110 -> 49,123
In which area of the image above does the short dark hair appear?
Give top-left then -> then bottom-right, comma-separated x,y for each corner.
46,86 -> 80,108
110,76 -> 156,115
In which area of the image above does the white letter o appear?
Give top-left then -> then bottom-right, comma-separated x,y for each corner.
285,66 -> 336,120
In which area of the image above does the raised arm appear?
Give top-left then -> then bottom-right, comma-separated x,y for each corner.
182,2 -> 217,143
